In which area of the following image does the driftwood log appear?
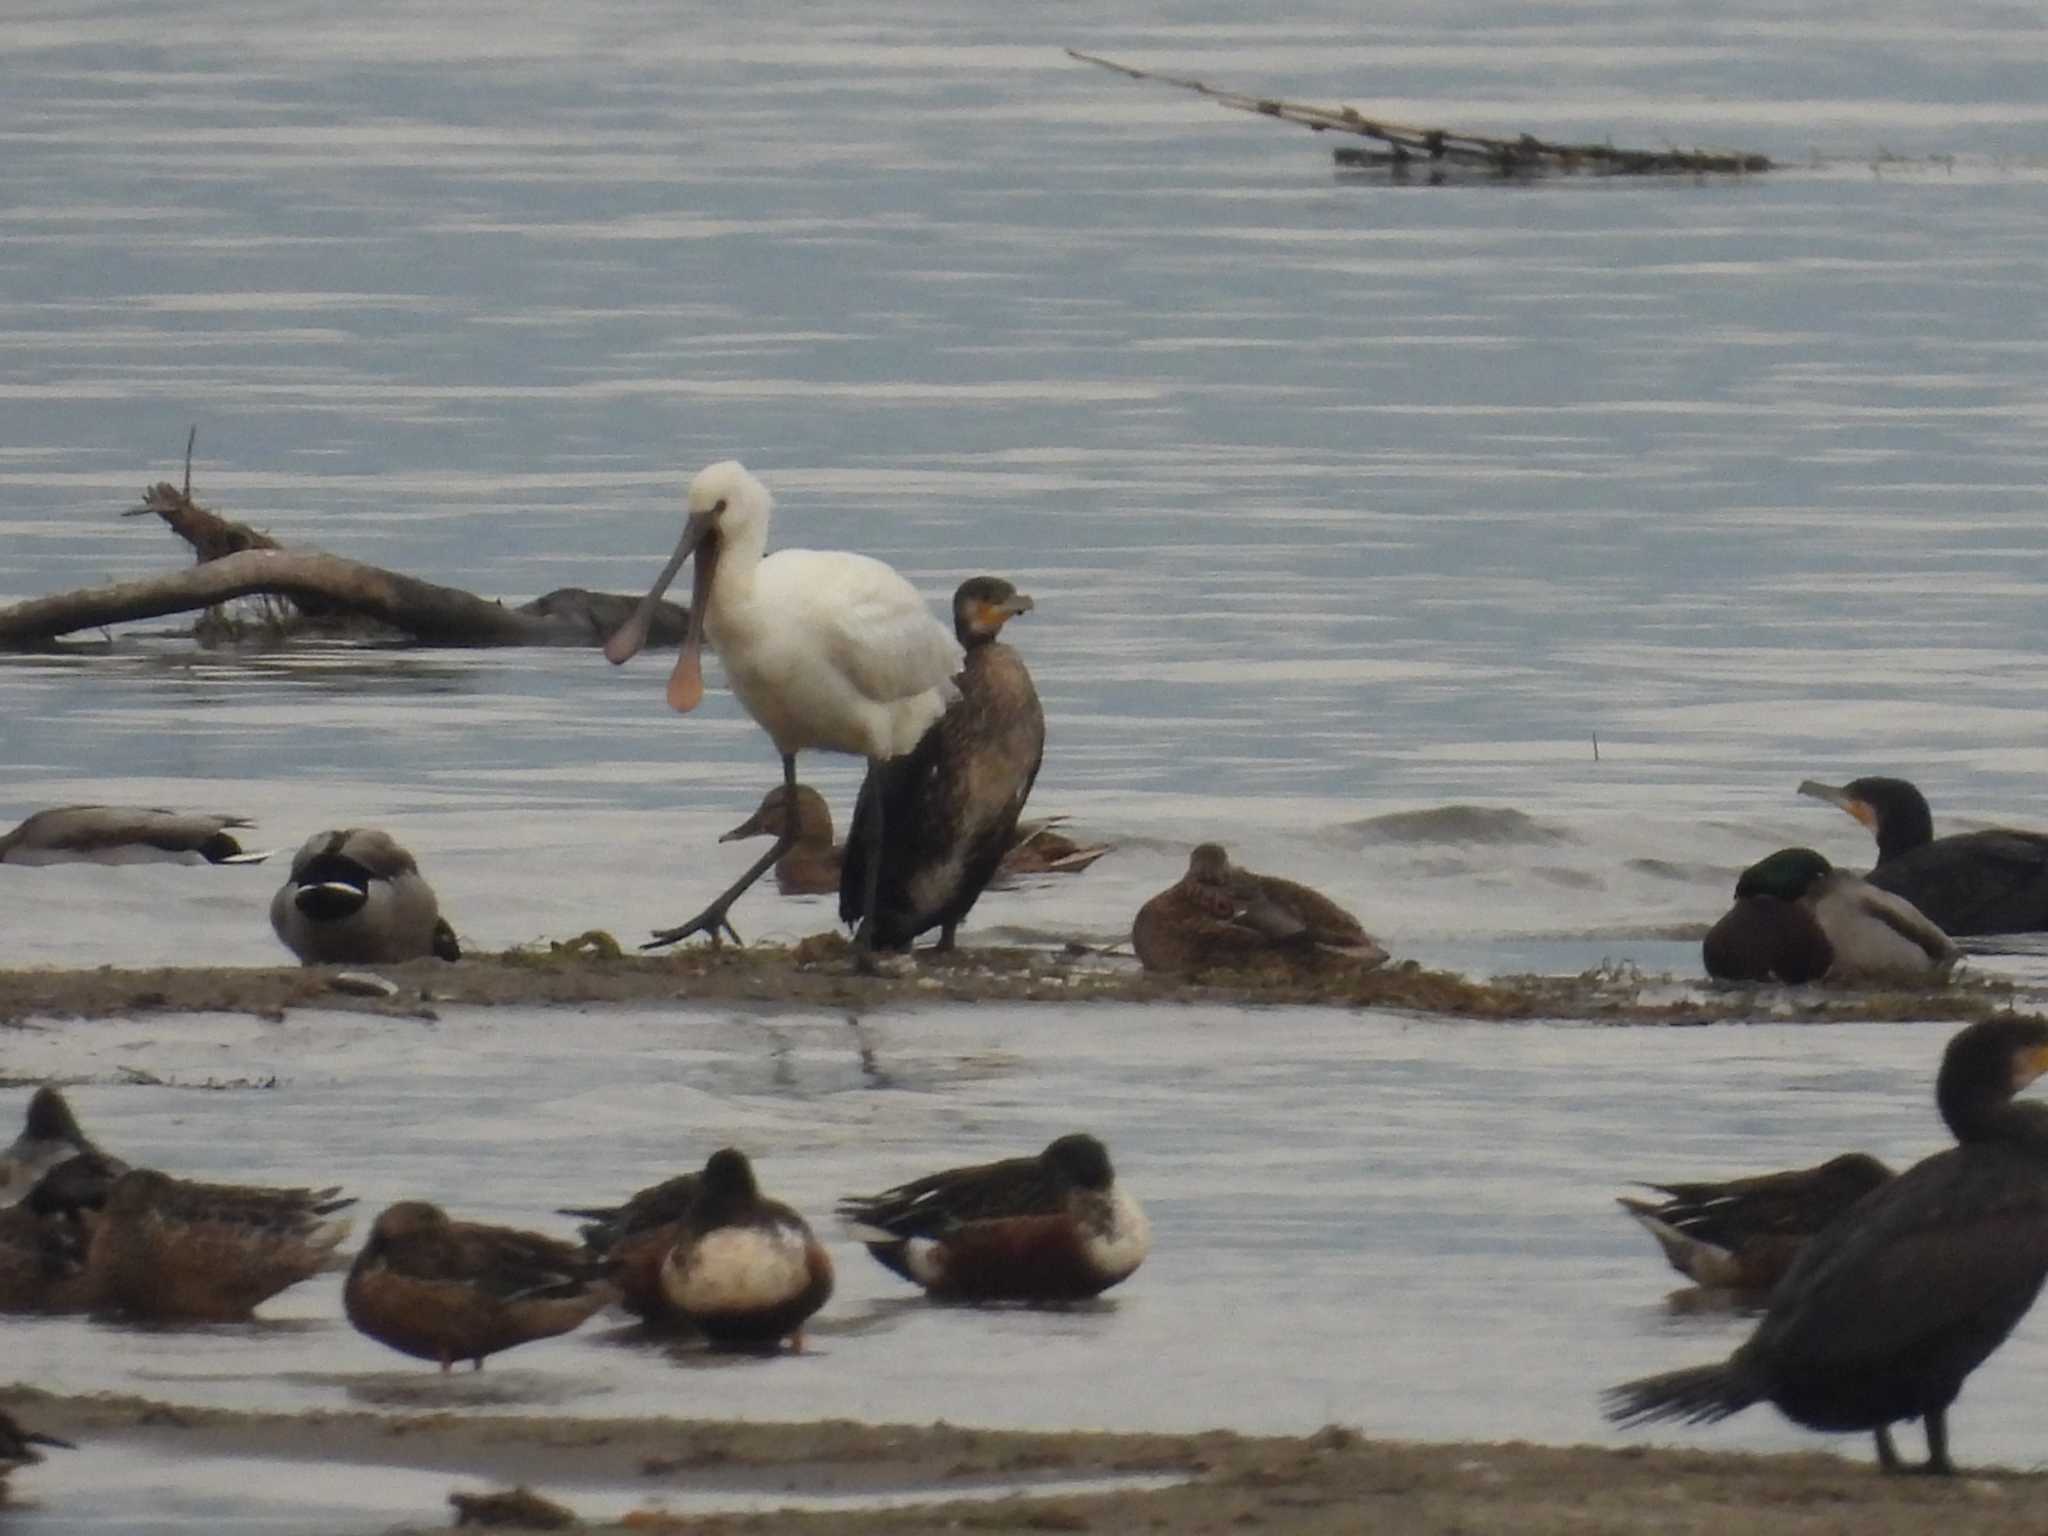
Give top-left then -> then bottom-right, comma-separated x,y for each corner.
1067,50 -> 1773,179
0,482 -> 687,650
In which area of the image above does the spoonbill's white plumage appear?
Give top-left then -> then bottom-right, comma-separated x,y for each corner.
605,460 -> 960,960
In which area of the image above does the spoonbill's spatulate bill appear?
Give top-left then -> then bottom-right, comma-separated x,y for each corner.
605,460 -> 959,963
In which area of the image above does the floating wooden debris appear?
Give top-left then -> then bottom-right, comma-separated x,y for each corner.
1067,49 -> 1772,180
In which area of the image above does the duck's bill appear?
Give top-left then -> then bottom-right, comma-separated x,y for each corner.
217,848 -> 278,865
1796,779 -> 1877,830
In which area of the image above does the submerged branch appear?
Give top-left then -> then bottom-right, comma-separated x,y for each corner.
1066,49 -> 1772,177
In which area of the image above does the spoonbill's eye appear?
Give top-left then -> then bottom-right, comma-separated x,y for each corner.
712,498 -> 727,514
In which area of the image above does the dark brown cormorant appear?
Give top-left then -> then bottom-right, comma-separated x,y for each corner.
1618,1152 -> 1895,1300
1709,847 -> 1955,984
1605,1014 -> 2048,1474
1132,843 -> 1388,975
1800,776 -> 2048,936
840,577 -> 1043,952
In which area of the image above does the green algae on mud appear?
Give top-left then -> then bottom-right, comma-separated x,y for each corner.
0,933 -> 2029,1029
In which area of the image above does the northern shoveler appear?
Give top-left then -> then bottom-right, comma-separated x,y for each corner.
559,1171 -> 702,1327
269,828 -> 461,965
1618,1151 -> 1895,1301
837,1132 -> 1149,1303
1132,843 -> 1388,976
0,806 -> 270,866
87,1167 -> 354,1323
657,1148 -> 832,1350
345,1201 -> 615,1371
1799,776 -> 2048,936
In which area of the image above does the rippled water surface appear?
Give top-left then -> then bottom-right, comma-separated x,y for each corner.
6,0 -> 2048,1526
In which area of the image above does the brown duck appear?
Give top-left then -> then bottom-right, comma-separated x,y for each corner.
657,1149 -> 832,1350
345,1201 -> 616,1370
87,1167 -> 355,1323
559,1171 -> 702,1326
1619,1151 -> 1895,1301
1132,843 -> 1388,975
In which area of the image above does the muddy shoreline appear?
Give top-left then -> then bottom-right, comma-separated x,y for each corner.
3,1389 -> 2043,1535
0,936 -> 2030,1029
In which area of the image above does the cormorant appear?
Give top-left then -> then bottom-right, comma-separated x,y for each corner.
1800,776 -> 2048,936
1605,1014 -> 2048,1474
840,576 -> 1044,952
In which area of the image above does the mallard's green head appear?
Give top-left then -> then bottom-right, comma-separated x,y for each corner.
1734,846 -> 1833,902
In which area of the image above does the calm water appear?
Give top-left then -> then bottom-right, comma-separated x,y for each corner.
5,0 -> 2048,1524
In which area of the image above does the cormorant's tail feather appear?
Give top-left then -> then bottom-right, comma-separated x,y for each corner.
1603,1361 -> 1759,1427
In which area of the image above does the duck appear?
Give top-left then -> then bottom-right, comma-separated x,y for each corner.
719,784 -> 844,897
1132,843 -> 1389,976
603,460 -> 961,970
0,805 -> 271,866
1730,847 -> 1956,984
722,786 -> 1112,900
839,576 -> 1046,952
657,1148 -> 832,1350
558,1171 -> 702,1326
269,828 -> 461,965
837,1132 -> 1149,1303
1618,1151 -> 1895,1301
345,1201 -> 616,1371
86,1167 -> 355,1323
1701,895 -> 1833,984
1607,1015 -> 2048,1474
1799,776 -> 2048,936
0,1172 -> 97,1314
0,1408 -> 73,1492
1,1087 -> 121,1206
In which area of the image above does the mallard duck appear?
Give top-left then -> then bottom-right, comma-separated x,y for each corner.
345,1201 -> 615,1371
0,805 -> 270,866
87,1167 -> 354,1323
1132,843 -> 1388,976
1618,1151 -> 1895,1299
1608,1016 -> 2048,1474
559,1171 -> 702,1326
723,786 -> 1110,902
1732,847 -> 1956,984
0,1408 -> 73,1490
657,1149 -> 832,1350
1799,776 -> 2048,936
840,577 -> 1045,955
1701,896 -> 1833,984
269,828 -> 461,965
1,1087 -> 121,1206
837,1132 -> 1149,1303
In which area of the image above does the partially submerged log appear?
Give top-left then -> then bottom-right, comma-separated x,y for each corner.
1067,49 -> 1773,179
0,481 -> 687,650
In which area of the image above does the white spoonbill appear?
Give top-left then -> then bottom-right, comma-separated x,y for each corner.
604,460 -> 960,964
